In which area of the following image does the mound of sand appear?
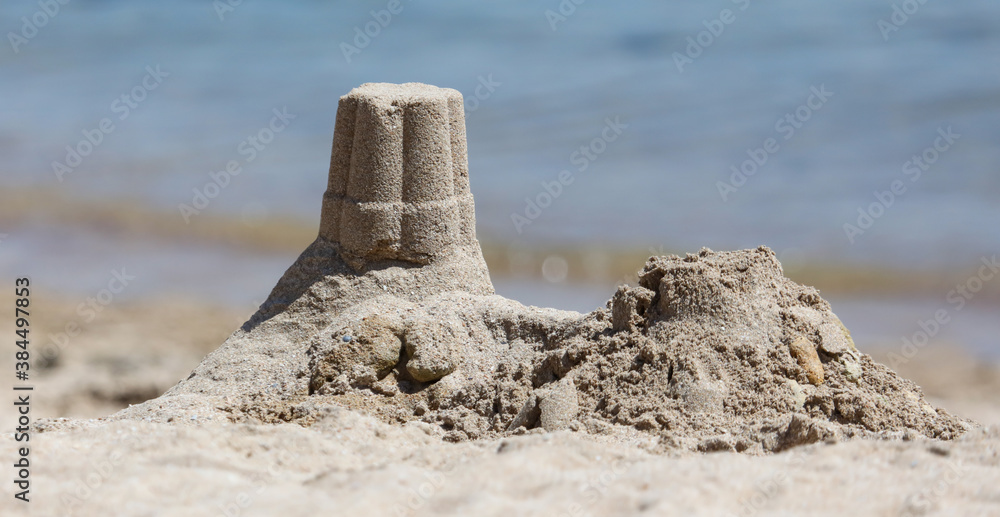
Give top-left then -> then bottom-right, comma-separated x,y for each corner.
108,82 -> 972,454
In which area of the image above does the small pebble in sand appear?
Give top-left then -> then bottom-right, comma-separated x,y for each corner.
789,336 -> 825,385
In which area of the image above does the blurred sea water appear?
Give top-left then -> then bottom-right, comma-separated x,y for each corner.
1,1 -> 998,354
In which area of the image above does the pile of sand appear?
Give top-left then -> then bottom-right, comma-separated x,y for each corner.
205,246 -> 964,454
115,83 -> 971,454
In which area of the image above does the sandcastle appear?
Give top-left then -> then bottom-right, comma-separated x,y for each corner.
139,83 -> 970,452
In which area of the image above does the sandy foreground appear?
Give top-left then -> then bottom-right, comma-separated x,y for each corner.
0,292 -> 998,517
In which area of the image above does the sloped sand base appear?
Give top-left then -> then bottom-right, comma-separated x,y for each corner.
4,285 -> 999,516
135,246 -> 971,456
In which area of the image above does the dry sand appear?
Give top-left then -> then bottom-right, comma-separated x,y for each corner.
3,291 -> 998,517
4,83 -> 999,516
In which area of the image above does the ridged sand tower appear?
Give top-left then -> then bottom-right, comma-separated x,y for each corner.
320,83 -> 483,270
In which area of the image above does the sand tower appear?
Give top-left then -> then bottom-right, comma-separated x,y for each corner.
319,83 -> 484,271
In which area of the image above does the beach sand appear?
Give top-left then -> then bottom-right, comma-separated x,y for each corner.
0,290 -> 998,516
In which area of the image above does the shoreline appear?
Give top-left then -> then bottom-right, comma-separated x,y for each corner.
2,186 -> 997,301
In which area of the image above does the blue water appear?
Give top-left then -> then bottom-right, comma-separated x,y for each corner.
1,2 -> 999,357
3,0 -> 999,270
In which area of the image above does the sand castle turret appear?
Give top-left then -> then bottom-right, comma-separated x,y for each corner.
319,83 -> 482,270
